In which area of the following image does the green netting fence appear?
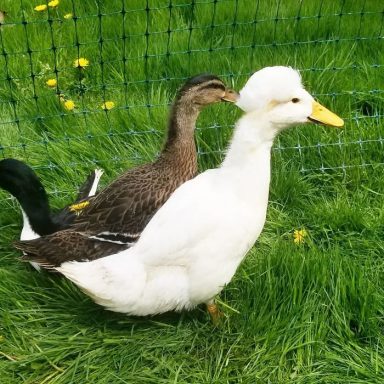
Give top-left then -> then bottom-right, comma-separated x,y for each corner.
0,0 -> 383,204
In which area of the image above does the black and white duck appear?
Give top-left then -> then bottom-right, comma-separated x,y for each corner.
15,74 -> 238,266
0,158 -> 103,240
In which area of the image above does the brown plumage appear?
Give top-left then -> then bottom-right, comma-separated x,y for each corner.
15,74 -> 238,268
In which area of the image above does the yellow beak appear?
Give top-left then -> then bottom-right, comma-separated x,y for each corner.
308,101 -> 344,127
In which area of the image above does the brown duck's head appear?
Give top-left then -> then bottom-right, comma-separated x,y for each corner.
177,74 -> 239,107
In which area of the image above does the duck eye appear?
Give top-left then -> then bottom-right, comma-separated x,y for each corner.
291,98 -> 300,103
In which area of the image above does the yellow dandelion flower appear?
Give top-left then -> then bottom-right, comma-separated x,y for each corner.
63,100 -> 75,111
73,57 -> 89,68
101,101 -> 115,110
48,0 -> 59,8
69,200 -> 90,214
46,78 -> 57,87
34,4 -> 47,11
293,229 -> 308,245
64,13 -> 73,19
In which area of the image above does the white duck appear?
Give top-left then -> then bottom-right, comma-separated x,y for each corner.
52,66 -> 343,319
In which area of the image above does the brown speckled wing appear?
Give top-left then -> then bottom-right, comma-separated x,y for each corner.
72,160 -> 196,236
15,231 -> 129,268
15,159 -> 196,268
15,152 -> 196,268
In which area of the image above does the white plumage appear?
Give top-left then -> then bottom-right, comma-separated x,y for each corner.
57,66 -> 343,316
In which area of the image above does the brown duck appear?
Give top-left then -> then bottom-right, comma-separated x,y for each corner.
15,74 -> 238,268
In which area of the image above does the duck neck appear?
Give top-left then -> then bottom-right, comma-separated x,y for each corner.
19,195 -> 58,237
161,99 -> 199,163
20,208 -> 39,240
222,111 -> 277,171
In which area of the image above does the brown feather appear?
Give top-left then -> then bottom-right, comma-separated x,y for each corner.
15,231 -> 129,267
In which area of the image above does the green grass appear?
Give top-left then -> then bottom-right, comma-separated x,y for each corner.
0,0 -> 384,382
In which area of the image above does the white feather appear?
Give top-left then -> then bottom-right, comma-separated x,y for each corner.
236,66 -> 302,113
20,208 -> 41,271
88,168 -> 104,197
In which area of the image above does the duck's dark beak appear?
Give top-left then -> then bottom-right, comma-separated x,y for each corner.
221,89 -> 239,103
308,101 -> 344,127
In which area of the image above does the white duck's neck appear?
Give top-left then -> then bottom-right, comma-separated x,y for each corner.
221,111 -> 277,171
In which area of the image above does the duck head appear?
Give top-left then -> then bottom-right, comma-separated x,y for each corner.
0,158 -> 47,203
236,66 -> 344,131
177,74 -> 239,107
0,158 -> 57,234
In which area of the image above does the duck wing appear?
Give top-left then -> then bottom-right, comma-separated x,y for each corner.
14,231 -> 129,269
15,169 -> 209,270
71,162 -> 194,240
14,160 -> 197,268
